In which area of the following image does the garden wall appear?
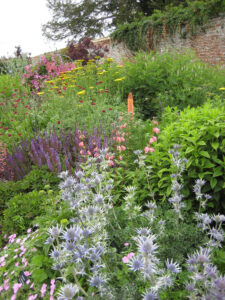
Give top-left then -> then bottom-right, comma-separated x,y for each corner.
153,16 -> 225,66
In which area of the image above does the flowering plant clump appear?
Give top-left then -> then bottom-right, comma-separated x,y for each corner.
23,54 -> 75,91
3,125 -> 113,181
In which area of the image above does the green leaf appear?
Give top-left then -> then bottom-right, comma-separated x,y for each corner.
185,147 -> 194,154
198,141 -> 206,146
31,255 -> 45,267
200,151 -> 210,159
213,167 -> 224,177
211,142 -> 219,150
203,161 -> 215,168
210,177 -> 217,189
32,269 -> 48,283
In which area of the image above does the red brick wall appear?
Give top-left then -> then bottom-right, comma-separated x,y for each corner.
154,16 -> 225,66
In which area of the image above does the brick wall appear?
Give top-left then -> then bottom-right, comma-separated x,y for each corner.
152,16 -> 225,66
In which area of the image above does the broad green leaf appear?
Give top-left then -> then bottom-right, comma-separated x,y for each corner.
32,269 -> 48,283
31,255 -> 45,267
210,177 -> 217,189
185,147 -> 194,154
213,167 -> 224,177
211,142 -> 219,150
198,141 -> 206,146
200,151 -> 210,159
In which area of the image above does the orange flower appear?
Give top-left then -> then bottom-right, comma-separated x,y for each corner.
128,92 -> 134,116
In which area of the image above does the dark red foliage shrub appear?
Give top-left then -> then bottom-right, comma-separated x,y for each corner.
67,37 -> 109,65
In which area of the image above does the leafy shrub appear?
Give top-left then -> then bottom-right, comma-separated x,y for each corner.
2,190 -> 49,235
113,50 -> 225,119
131,102 -> 225,213
0,166 -> 60,216
66,37 -> 109,65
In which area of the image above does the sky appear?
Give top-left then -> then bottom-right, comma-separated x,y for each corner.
0,0 -> 67,58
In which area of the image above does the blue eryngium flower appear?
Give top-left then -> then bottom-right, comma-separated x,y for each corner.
57,283 -> 79,300
165,259 -> 181,273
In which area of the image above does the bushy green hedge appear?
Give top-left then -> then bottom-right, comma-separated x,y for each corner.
111,50 -> 225,119
125,102 -> 225,213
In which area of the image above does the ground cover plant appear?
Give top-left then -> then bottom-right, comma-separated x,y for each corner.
0,49 -> 224,299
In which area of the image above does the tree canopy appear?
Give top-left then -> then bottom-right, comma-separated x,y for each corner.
42,0 -> 187,41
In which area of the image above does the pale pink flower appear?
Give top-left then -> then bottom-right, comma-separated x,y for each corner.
4,279 -> 9,291
87,150 -> 91,155
127,252 -> 135,259
50,279 -> 56,296
41,283 -> 47,298
24,271 -> 32,276
26,280 -> 31,285
121,145 -> 126,151
13,283 -> 22,294
117,145 -> 121,152
116,137 -> 121,143
149,138 -> 155,144
122,256 -> 129,263
79,141 -> 84,147
124,242 -> 129,247
15,262 -> 19,267
94,153 -> 99,158
119,155 -> 123,161
109,161 -> 114,167
144,146 -> 150,154
93,147 -> 98,152
153,127 -> 160,134
121,137 -> 125,142
152,136 -> 157,142
119,117 -> 123,121
110,155 -> 115,160
11,295 -> 16,300
152,120 -> 159,125
27,228 -> 32,233
149,147 -> 155,152
80,150 -> 83,155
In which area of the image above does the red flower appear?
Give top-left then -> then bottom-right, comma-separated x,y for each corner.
25,105 -> 29,108
18,133 -> 22,136
57,121 -> 60,124
4,127 -> 8,130
91,102 -> 96,106
14,111 -> 18,114
10,119 -> 14,122
14,104 -> 17,108
1,91 -> 5,94
109,108 -> 112,111
0,103 -> 3,106
8,134 -> 11,137
102,110 -> 106,113
14,89 -> 18,92
79,100 -> 83,103
58,90 -> 62,94
0,126 -> 3,128
12,93 -> 16,97
42,110 -> 45,113
25,112 -> 28,115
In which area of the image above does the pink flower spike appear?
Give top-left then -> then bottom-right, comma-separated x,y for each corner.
153,127 -> 160,134
152,120 -> 159,125
109,161 -> 114,167
149,147 -> 155,152
0,286 -> 3,293
27,228 -> 32,233
124,242 -> 129,247
152,136 -> 157,142
121,145 -> 126,151
144,146 -> 150,154
15,262 -> 19,267
122,256 -> 129,263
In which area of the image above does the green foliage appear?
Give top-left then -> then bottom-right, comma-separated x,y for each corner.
2,189 -> 56,235
132,103 -> 225,213
111,0 -> 225,52
111,50 -> 225,119
0,166 -> 60,216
